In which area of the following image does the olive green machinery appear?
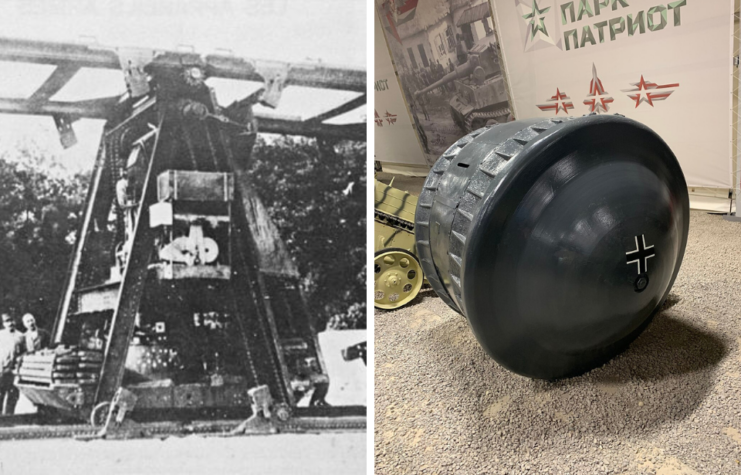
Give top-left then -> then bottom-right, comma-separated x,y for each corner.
374,178 -> 424,310
414,37 -> 510,133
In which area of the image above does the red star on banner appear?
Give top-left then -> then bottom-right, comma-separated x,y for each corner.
622,75 -> 679,108
583,63 -> 614,113
537,88 -> 574,115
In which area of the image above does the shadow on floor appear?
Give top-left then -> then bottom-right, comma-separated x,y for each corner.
418,304 -> 726,445
659,292 -> 682,311
592,309 -> 726,384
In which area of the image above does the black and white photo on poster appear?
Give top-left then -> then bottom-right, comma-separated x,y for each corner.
377,0 -> 513,166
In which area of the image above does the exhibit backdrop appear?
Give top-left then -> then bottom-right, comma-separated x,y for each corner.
374,10 -> 429,171
375,0 -> 513,168
490,0 -> 734,193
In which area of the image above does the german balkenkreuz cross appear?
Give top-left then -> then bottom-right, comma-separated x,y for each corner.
625,235 -> 655,274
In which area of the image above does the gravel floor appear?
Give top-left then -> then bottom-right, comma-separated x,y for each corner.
375,211 -> 741,474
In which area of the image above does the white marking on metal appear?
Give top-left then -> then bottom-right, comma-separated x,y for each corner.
625,234 -> 656,274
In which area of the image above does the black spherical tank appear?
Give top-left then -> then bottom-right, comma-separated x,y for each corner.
414,115 -> 689,379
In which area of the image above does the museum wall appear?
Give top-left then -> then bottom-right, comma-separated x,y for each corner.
374,0 -> 738,211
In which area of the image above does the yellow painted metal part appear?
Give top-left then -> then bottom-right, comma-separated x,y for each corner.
374,249 -> 424,310
374,179 -> 417,224
374,178 -> 425,309
374,178 -> 417,254
374,220 -> 415,255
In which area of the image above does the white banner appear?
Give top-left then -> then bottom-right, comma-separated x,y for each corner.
374,11 -> 429,168
491,0 -> 733,189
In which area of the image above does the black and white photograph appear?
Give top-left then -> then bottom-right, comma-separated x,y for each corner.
0,1 -> 366,473
375,0 -> 511,165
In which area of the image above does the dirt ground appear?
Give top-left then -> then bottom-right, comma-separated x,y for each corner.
3,329 -> 367,474
375,211 -> 741,474
0,432 -> 365,475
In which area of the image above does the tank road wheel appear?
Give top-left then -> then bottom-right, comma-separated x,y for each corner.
468,117 -> 490,133
90,401 -> 111,429
415,115 -> 689,379
465,108 -> 512,134
374,248 -> 424,310
450,106 -> 466,133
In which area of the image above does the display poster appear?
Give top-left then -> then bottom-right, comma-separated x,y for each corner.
490,0 -> 733,189
374,11 -> 429,168
375,0 -> 512,166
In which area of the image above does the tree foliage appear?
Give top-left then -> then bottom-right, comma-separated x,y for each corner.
0,137 -> 366,333
249,136 -> 366,330
0,145 -> 89,331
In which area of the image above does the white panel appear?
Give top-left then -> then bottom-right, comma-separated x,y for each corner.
491,0 -> 733,189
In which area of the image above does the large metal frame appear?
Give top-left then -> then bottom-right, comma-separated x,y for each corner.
3,37 -> 365,423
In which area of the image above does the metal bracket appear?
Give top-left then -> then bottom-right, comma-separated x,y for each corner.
53,114 -> 78,149
207,113 -> 256,134
222,88 -> 263,135
255,61 -> 290,109
117,48 -> 155,98
229,385 -> 281,435
86,387 -> 139,439
342,341 -> 367,365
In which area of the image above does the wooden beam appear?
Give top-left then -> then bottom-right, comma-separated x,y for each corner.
0,36 -> 365,92
306,94 -> 366,123
0,97 -> 365,141
0,97 -> 116,119
28,64 -> 81,103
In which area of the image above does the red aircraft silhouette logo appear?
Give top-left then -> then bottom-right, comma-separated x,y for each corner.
583,64 -> 614,113
622,75 -> 679,108
536,65 -> 680,115
536,88 -> 575,115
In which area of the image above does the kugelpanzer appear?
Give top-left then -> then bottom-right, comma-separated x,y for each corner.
415,115 -> 689,379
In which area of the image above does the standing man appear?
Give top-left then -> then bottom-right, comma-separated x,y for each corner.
416,92 -> 430,121
22,313 -> 49,353
445,59 -> 456,93
456,34 -> 469,65
0,313 -> 26,415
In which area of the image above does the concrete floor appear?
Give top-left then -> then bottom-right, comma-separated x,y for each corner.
375,211 -> 741,474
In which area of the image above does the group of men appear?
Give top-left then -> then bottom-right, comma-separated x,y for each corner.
399,57 -> 456,153
0,313 -> 49,415
418,59 -> 454,95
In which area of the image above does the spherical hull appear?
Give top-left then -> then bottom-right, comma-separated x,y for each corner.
415,115 -> 689,379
